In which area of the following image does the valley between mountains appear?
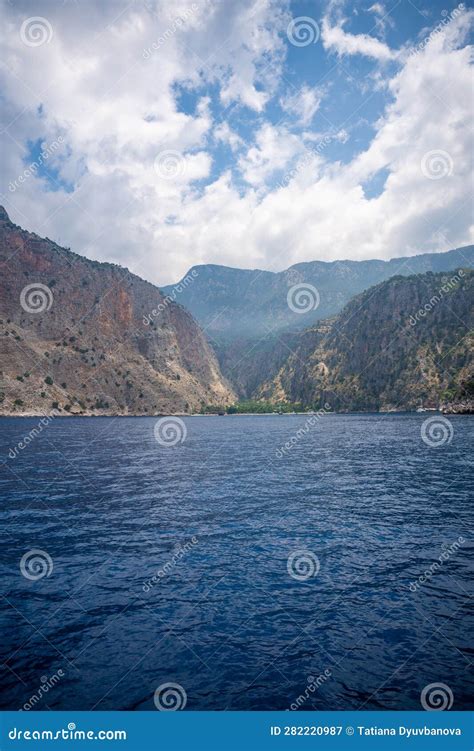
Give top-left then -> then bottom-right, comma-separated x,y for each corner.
1,206 -> 472,416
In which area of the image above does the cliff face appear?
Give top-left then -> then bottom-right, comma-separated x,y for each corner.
256,270 -> 473,412
163,248 -> 473,396
0,209 -> 234,415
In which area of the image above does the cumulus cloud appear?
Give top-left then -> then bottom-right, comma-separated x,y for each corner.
0,0 -> 472,285
237,123 -> 304,186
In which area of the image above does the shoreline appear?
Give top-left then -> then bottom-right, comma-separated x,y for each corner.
1,409 -> 472,419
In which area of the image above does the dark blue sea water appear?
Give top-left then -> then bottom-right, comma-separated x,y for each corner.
1,414 -> 472,712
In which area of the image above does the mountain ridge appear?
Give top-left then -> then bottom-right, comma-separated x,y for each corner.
1,206 -> 472,415
180,244 -> 474,279
164,245 -> 474,344
256,269 -> 473,412
0,207 -> 235,415
164,246 -> 473,395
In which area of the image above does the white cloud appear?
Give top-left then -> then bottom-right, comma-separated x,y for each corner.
280,85 -> 323,126
0,0 -> 472,287
321,17 -> 395,60
213,122 -> 243,151
366,3 -> 395,35
186,0 -> 289,112
368,3 -> 385,13
237,123 -> 304,186
0,0 -> 290,280
163,9 -> 473,276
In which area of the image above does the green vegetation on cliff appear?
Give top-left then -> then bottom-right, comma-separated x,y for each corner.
257,269 -> 473,413
200,400 -> 307,414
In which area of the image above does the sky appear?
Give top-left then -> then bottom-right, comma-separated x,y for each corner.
0,0 -> 473,285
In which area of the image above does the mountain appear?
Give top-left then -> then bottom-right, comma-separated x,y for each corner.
164,248 -> 473,396
0,208 -> 234,415
2,205 -> 471,416
162,247 -> 474,343
256,269 -> 473,412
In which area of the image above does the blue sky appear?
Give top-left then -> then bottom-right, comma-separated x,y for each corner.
1,0 -> 472,283
167,0 -> 468,190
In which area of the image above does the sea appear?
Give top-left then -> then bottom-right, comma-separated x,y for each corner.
0,413 -> 472,711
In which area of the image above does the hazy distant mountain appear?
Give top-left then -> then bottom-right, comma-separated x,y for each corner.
164,248 -> 473,396
163,248 -> 474,343
0,208 -> 234,415
257,269 -> 473,413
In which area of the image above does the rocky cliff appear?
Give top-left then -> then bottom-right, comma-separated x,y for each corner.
163,248 -> 473,396
256,269 -> 473,412
0,208 -> 234,415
